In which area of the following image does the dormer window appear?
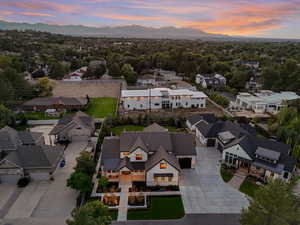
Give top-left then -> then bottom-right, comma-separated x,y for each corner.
135,154 -> 143,160
160,163 -> 167,169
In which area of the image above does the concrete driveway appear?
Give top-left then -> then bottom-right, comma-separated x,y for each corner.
31,141 -> 88,220
30,125 -> 56,145
0,141 -> 88,224
180,143 -> 249,214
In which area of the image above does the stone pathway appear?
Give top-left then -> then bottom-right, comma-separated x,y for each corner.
117,181 -> 131,222
228,172 -> 247,190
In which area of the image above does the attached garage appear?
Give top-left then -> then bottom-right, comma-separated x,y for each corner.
0,174 -> 20,184
178,158 -> 192,169
207,138 -> 216,147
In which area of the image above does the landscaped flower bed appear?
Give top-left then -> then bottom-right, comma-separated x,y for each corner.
102,194 -> 120,206
97,182 -> 121,193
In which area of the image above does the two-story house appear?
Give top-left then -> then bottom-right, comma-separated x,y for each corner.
188,115 -> 296,182
99,123 -> 196,186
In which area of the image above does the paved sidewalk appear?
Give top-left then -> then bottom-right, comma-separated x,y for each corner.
117,182 -> 131,222
228,173 -> 246,190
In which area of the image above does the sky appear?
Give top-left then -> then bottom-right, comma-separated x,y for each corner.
0,0 -> 300,38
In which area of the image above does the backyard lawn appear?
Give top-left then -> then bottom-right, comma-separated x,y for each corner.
127,196 -> 185,220
112,125 -> 145,136
23,111 -> 60,120
112,125 -> 184,136
86,97 -> 117,118
239,177 -> 260,198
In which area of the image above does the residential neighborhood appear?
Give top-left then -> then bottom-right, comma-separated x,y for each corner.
1,14 -> 300,225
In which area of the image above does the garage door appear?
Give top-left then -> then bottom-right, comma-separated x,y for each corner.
0,174 -> 20,184
30,172 -> 50,181
71,135 -> 89,142
207,139 -> 216,147
179,158 -> 192,169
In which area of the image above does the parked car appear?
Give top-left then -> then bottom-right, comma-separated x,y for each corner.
17,177 -> 31,188
60,159 -> 66,167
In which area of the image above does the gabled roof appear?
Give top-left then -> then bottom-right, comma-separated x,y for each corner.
118,157 -> 134,170
3,145 -> 63,169
196,120 -> 249,139
0,126 -> 21,150
143,123 -> 168,133
187,113 -> 217,126
49,111 -> 94,135
120,132 -> 173,153
0,126 -> 43,151
146,146 -> 180,171
130,137 -> 148,153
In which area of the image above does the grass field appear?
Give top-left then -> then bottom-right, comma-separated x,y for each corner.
127,196 -> 185,220
239,177 -> 260,198
86,97 -> 117,118
111,125 -> 184,136
24,112 -> 60,120
112,125 -> 145,135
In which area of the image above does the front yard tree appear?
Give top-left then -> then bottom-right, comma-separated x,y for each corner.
67,201 -> 112,225
98,176 -> 109,192
74,151 -> 96,177
240,179 -> 300,225
67,171 -> 92,194
0,104 -> 16,128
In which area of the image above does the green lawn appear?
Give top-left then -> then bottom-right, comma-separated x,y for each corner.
112,125 -> 183,136
127,196 -> 185,220
220,165 -> 234,183
108,210 -> 118,220
24,112 -> 60,120
239,177 -> 260,198
86,98 -> 117,118
112,125 -> 145,136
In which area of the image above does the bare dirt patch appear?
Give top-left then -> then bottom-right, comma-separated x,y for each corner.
53,80 -> 121,98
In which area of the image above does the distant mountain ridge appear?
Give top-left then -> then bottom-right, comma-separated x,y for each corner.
0,20 -> 226,39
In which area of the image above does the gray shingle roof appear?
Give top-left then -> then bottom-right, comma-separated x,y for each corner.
120,132 -> 173,153
187,113 -> 217,126
143,123 -> 168,132
0,126 -> 21,150
49,111 -> 94,135
23,97 -> 87,106
18,131 -> 43,145
146,146 -> 180,171
3,145 -> 63,169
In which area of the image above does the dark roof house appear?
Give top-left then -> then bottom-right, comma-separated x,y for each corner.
23,97 -> 88,112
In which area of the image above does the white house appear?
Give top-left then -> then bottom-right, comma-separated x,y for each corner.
236,91 -> 300,115
99,124 -> 196,186
121,88 -> 207,111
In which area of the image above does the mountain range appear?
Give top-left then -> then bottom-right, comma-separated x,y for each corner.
0,20 -> 227,40
0,21 -> 299,41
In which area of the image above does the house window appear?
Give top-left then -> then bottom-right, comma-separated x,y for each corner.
135,154 -> 143,160
155,103 -> 160,106
161,177 -> 165,181
154,177 -> 158,182
168,177 -> 172,182
123,152 -> 129,156
160,163 -> 167,169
